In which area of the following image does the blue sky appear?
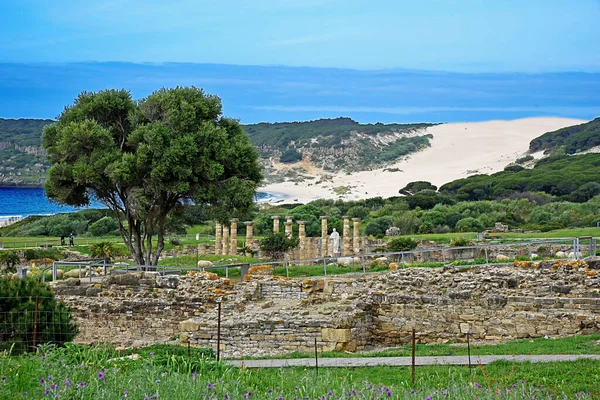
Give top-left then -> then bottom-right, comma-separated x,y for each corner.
0,1 -> 599,122
1,0 -> 599,72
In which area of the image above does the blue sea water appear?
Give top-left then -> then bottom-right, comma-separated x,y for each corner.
0,187 -> 272,219
0,187 -> 105,219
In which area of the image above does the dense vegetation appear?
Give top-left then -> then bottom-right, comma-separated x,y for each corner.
0,277 -> 77,353
439,153 -> 600,201
529,117 -> 600,154
0,118 -> 53,146
0,209 -> 115,237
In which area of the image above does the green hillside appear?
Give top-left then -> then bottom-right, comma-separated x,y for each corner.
0,118 -> 54,186
529,117 -> 600,154
439,153 -> 600,201
244,117 -> 436,172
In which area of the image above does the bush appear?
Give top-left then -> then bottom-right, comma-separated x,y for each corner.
88,216 -> 119,236
0,251 -> 21,272
365,217 -> 393,236
23,248 -> 63,262
450,237 -> 473,247
259,232 -> 299,259
418,222 -> 434,234
455,217 -> 484,232
387,237 -> 418,252
0,277 -> 78,353
279,148 -> 303,163
89,241 -> 127,262
346,206 -> 369,219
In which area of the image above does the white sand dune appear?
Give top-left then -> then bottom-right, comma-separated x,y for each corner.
261,117 -> 586,204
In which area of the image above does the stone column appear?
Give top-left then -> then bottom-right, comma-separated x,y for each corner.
352,218 -> 360,254
320,216 -> 328,257
298,221 -> 306,259
244,221 -> 254,256
215,222 -> 222,255
343,216 -> 351,256
285,216 -> 293,238
272,216 -> 280,233
230,218 -> 238,256
222,225 -> 230,256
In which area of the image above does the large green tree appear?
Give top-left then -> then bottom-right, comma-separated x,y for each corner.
43,87 -> 262,266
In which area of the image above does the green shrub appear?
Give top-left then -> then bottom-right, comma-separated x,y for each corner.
365,217 -> 393,236
259,232 -> 299,259
89,241 -> 126,262
0,277 -> 78,353
23,248 -> 63,261
450,237 -> 473,247
279,148 -> 303,163
0,251 -> 21,272
455,217 -> 484,232
418,222 -> 434,234
387,237 -> 418,252
88,216 -> 119,236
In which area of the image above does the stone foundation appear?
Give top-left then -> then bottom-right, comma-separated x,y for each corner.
53,259 -> 600,357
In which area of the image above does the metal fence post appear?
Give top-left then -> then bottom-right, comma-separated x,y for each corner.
361,255 -> 366,273
411,328 -> 416,387
323,257 -> 327,276
216,302 -> 222,362
285,261 -> 289,278
33,296 -> 39,351
484,246 -> 489,265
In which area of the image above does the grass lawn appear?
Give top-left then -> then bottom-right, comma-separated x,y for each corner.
1,343 -> 599,399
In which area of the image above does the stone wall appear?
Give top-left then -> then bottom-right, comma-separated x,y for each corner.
53,258 -> 600,357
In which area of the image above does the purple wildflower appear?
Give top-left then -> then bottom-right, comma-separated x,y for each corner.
40,378 -> 45,384
268,388 -> 273,393
124,390 -> 129,395
474,383 -> 482,389
98,372 -> 105,381
77,382 -> 86,388
192,373 -> 198,379
328,390 -> 333,397
155,380 -> 161,384
1,376 -> 5,381
50,384 -> 58,390
64,379 -> 70,387
44,390 -> 50,395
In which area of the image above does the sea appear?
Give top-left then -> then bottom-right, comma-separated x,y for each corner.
0,187 -> 275,221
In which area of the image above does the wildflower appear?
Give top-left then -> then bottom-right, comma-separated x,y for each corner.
98,372 -> 105,381
44,390 -> 50,395
1,376 -> 6,381
268,389 -> 273,393
64,379 -> 70,387
192,373 -> 198,379
40,378 -> 45,384
328,390 -> 333,397
77,382 -> 86,388
124,390 -> 129,395
155,380 -> 161,384
152,395 -> 157,399
474,383 -> 482,389
50,384 -> 58,390
386,389 -> 392,396
150,352 -> 155,355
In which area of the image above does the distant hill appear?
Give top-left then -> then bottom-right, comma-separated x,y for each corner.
245,118 -> 436,178
0,118 -> 54,186
529,117 -> 600,154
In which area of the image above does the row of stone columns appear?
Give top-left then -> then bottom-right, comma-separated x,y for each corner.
214,219 -> 255,256
215,216 -> 361,257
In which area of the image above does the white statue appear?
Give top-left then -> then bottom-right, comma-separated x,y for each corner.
330,228 -> 340,255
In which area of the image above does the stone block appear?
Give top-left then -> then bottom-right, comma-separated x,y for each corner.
584,256 -> 600,270
321,328 -> 351,342
180,318 -> 202,332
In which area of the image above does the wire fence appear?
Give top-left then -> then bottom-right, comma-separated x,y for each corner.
0,296 -> 77,354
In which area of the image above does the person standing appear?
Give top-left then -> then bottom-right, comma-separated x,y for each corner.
69,233 -> 74,246
60,235 -> 65,246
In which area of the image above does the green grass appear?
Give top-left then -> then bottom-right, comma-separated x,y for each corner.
242,334 -> 600,360
1,343 -> 600,398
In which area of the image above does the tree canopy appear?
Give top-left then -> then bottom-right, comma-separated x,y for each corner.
42,87 -> 261,266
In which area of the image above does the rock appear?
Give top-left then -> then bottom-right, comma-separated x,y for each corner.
555,251 -> 567,258
584,256 -> 600,270
65,269 -> 82,278
180,318 -> 202,332
156,275 -> 179,289
375,257 -> 389,266
568,252 -> 583,259
321,328 -> 351,342
197,260 -> 215,268
337,257 -> 360,266
56,269 -> 64,278
64,278 -> 81,286
551,285 -> 572,294
103,273 -> 141,286
496,254 -> 510,261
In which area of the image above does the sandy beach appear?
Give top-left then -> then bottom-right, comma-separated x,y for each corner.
260,117 -> 586,204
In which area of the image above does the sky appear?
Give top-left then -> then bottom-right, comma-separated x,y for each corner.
1,0 -> 599,72
0,1 -> 599,122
